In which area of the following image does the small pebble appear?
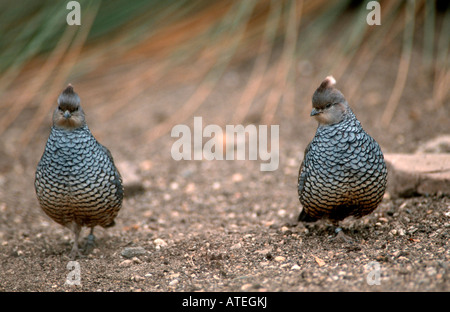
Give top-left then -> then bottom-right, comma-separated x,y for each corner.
169,273 -> 180,279
274,256 -> 286,262
232,173 -> 243,182
280,226 -> 289,233
185,183 -> 196,193
288,158 -> 297,167
132,256 -> 142,264
426,267 -> 437,276
314,256 -> 326,267
131,275 -> 145,282
121,247 -> 147,259
392,250 -> 401,257
139,160 -> 152,171
119,260 -> 133,267
154,238 -> 168,249
241,283 -> 253,291
230,243 -> 242,250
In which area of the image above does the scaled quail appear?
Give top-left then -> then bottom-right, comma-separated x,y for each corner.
35,85 -> 123,259
298,76 -> 387,239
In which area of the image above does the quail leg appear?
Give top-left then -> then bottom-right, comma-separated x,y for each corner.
83,227 -> 96,255
331,227 -> 353,244
69,223 -> 83,259
329,224 -> 354,244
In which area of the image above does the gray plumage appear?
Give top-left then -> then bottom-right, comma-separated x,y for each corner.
298,76 -> 387,225
35,85 -> 123,258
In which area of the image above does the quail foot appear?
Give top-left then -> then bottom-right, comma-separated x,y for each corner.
35,85 -> 123,259
297,76 -> 387,242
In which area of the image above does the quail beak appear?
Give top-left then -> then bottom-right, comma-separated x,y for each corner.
63,110 -> 71,119
310,108 -> 321,117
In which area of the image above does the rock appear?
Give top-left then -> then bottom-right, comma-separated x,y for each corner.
169,273 -> 180,279
232,173 -> 243,182
185,183 -> 196,194
314,256 -> 326,267
154,238 -> 168,249
241,283 -> 253,291
384,153 -> 450,197
132,256 -> 142,264
121,246 -> 147,259
230,243 -> 242,250
119,259 -> 133,267
280,226 -> 289,233
274,256 -> 286,262
131,275 -> 145,282
139,160 -> 153,171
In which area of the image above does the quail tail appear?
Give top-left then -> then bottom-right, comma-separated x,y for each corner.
298,209 -> 318,222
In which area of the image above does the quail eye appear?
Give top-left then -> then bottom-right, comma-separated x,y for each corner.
325,103 -> 332,109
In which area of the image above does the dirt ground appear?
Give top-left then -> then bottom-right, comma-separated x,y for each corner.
0,24 -> 449,292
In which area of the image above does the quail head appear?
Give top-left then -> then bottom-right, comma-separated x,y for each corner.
35,85 -> 123,259
297,76 -> 387,240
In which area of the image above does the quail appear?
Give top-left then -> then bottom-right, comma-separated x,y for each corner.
297,76 -> 387,240
35,85 -> 123,259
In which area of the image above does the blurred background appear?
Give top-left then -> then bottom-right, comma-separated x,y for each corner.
0,0 -> 448,173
